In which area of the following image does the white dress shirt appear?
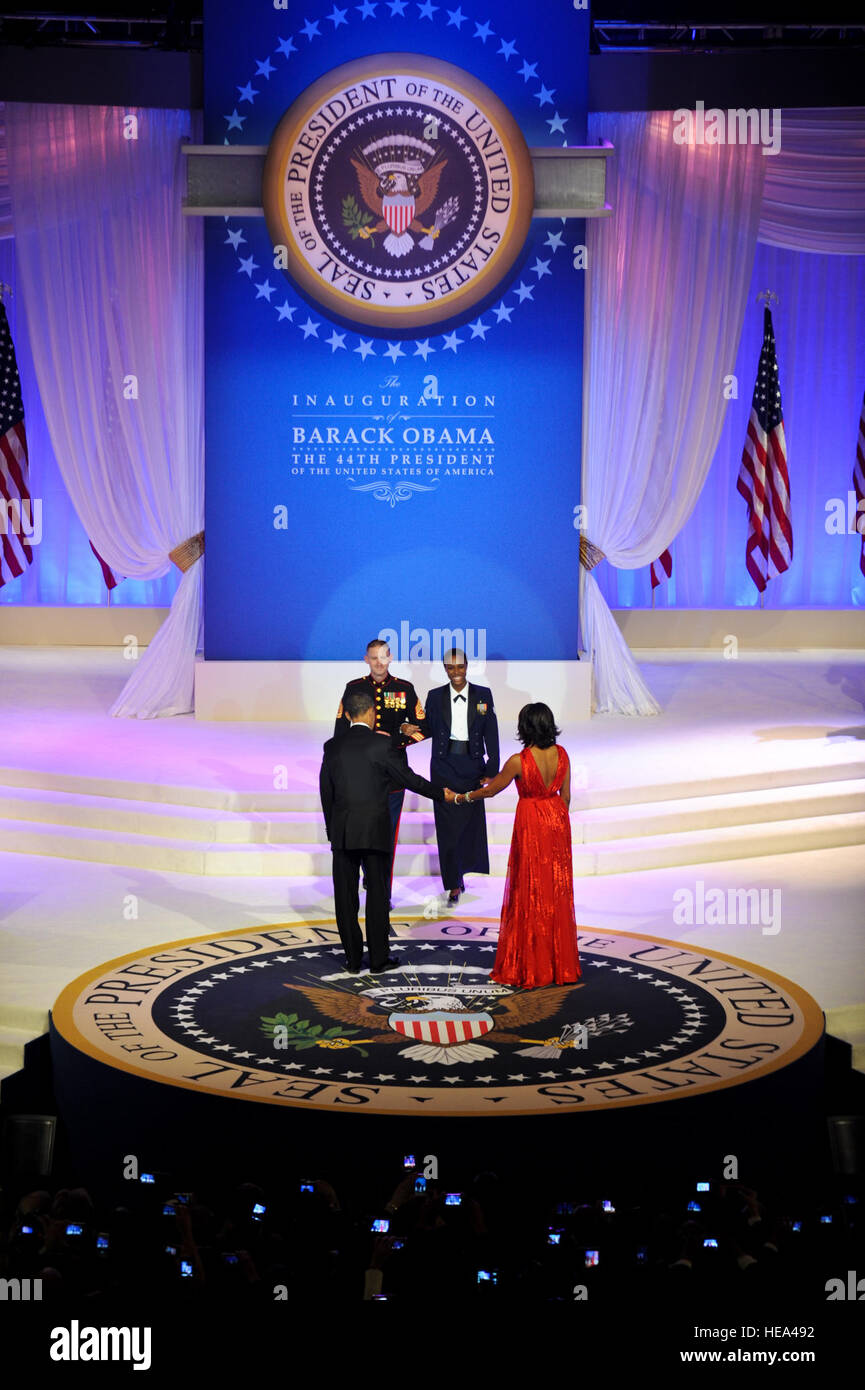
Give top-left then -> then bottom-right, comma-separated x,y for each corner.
449,683 -> 469,740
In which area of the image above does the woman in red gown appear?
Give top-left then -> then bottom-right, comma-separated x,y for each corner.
454,703 -> 581,989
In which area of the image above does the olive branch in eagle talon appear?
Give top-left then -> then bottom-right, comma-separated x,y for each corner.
341,194 -> 376,245
260,1009 -> 370,1056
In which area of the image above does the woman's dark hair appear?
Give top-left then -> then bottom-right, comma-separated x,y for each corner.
516,702 -> 560,749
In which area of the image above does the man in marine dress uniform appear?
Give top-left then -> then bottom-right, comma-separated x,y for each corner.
424,647 -> 499,904
334,638 -> 429,894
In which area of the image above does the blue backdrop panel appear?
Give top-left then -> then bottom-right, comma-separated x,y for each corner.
203,0 -> 588,659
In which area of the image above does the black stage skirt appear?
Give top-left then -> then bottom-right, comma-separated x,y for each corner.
430,751 -> 490,887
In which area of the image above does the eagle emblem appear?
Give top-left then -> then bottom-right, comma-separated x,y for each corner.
285,967 -> 584,1066
346,133 -> 459,259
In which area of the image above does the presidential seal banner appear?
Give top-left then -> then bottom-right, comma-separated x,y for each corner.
262,55 -> 535,329
203,0 -> 589,660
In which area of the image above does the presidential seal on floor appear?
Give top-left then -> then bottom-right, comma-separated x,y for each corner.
51,919 -> 824,1117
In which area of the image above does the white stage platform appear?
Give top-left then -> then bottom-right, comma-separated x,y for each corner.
194,657 -> 593,722
0,645 -> 864,1082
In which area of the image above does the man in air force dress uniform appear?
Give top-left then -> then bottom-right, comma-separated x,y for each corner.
424,648 -> 499,904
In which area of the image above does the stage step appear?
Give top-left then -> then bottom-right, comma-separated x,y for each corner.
0,786 -> 335,845
577,780 -> 865,842
0,1026 -> 40,1083
825,1005 -> 865,1078
1,756 -> 862,813
0,1000 -> 50,1086
0,807 -> 862,875
0,778 -> 862,848
574,810 -> 865,874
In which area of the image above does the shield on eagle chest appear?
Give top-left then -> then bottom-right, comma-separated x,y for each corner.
381,195 -> 415,236
389,1009 -> 493,1044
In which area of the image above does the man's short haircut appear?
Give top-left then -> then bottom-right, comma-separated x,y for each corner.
366,638 -> 390,653
345,688 -> 375,720
444,648 -> 467,665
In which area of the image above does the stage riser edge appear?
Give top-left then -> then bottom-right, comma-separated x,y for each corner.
0,810 -> 863,874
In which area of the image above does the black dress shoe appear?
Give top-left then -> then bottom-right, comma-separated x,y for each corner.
369,956 -> 399,973
448,889 -> 461,904
345,961 -> 362,974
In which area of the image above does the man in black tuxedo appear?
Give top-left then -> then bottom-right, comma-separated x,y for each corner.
422,648 -> 499,905
320,687 -> 454,973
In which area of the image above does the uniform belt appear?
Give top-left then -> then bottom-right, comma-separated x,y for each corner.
448,739 -> 471,754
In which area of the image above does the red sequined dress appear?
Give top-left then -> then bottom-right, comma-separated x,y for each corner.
490,746 -> 581,989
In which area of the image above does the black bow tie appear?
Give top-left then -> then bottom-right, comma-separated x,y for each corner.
453,693 -> 466,702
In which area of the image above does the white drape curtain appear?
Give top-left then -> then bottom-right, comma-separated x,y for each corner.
582,111 -> 767,714
590,108 -> 865,621
594,241 -> 865,613
0,231 -> 180,608
5,103 -> 203,716
759,109 -> 865,255
0,106 -> 12,241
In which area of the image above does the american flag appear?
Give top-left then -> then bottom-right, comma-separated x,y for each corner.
855,388 -> 865,579
0,298 -> 33,589
650,547 -> 672,589
737,307 -> 792,593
